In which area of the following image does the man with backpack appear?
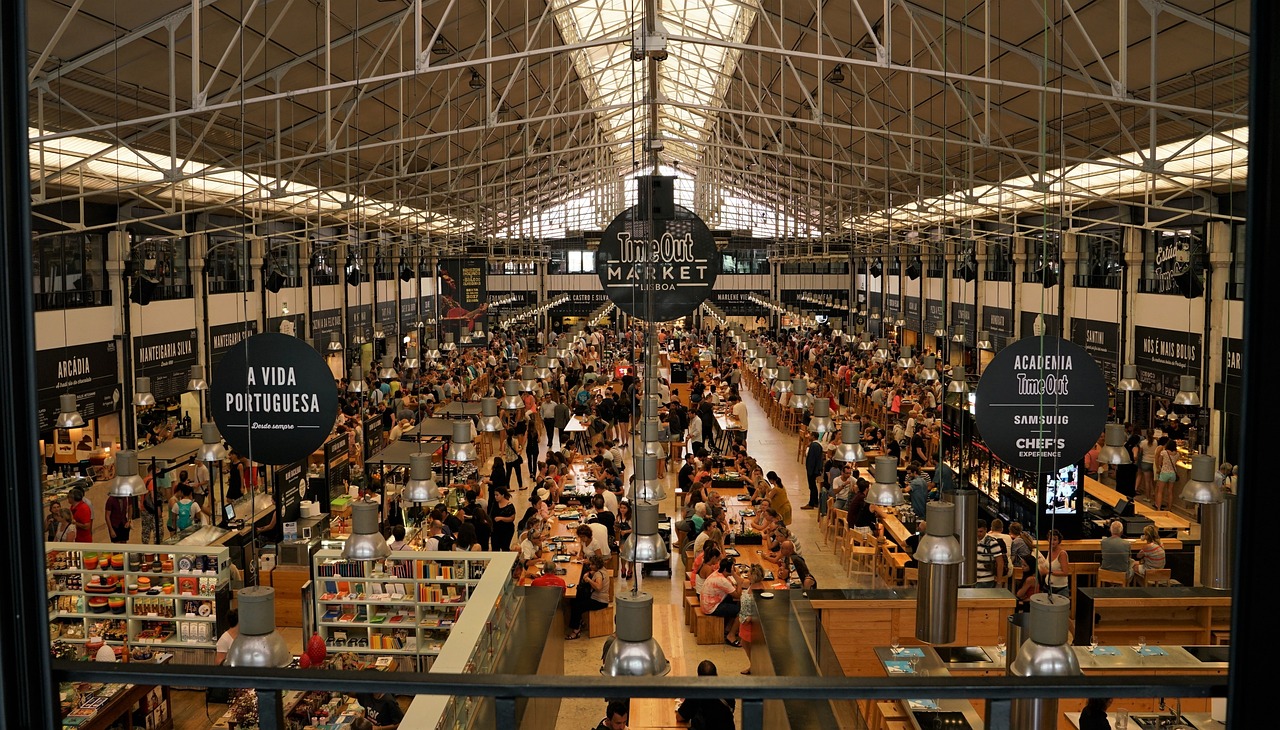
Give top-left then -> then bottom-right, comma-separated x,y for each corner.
169,484 -> 208,532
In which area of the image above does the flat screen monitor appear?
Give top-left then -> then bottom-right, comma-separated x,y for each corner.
224,504 -> 237,523
1044,463 -> 1080,515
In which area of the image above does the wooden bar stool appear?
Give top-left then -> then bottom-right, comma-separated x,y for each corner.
1097,569 -> 1128,587
1138,568 -> 1172,587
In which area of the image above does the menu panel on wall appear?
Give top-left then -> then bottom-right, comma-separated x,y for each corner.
267,312 -> 306,338
885,292 -> 902,320
208,321 -> 258,375
35,340 -> 120,431
982,306 -> 1015,350
924,299 -> 945,332
904,297 -> 922,329
274,458 -> 306,525
952,303 -> 976,346
322,434 -> 351,510
346,304 -> 373,344
376,301 -> 396,331
549,291 -> 610,314
1020,311 -> 1061,339
1069,318 -> 1121,388
311,308 -> 343,350
1134,325 -> 1202,399
712,292 -> 767,316
438,258 -> 488,337
133,329 -> 198,401
399,298 -> 419,333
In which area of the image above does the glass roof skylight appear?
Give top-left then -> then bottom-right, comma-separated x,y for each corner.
550,0 -> 757,165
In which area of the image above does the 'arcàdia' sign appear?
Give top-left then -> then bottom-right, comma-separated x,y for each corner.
974,336 -> 1108,473
597,207 -> 720,322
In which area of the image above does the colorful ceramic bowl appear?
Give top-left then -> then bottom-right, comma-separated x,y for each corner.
110,553 -> 124,569
161,584 -> 173,594
107,597 -> 126,614
83,554 -> 99,570
88,597 -> 109,613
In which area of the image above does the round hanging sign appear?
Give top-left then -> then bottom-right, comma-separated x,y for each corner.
973,335 -> 1108,473
210,332 -> 340,465
596,204 -> 720,322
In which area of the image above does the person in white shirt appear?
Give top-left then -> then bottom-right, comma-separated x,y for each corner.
687,411 -> 704,449
729,395 -> 749,443
576,522 -> 612,557
594,483 -> 619,516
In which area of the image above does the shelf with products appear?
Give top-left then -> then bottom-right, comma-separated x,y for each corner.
45,543 -> 232,656
311,549 -> 517,675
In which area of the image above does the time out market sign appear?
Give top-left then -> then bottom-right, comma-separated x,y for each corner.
597,207 -> 720,322
974,336 -> 1108,473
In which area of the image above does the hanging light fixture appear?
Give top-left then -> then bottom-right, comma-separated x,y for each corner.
186,365 -> 208,392
469,69 -> 484,90
348,365 -> 367,394
519,365 -> 539,393
952,325 -> 965,343
832,420 -> 865,463
630,454 -> 666,501
477,397 -> 504,433
225,587 -> 293,667
533,356 -> 552,380
1096,424 -> 1131,465
327,333 -> 344,352
1117,364 -> 1141,391
762,355 -> 779,381
378,354 -> 398,380
1180,454 -> 1222,505
933,326 -> 947,339
789,378 -> 814,410
1008,595 -> 1081,726
132,376 -> 155,408
772,365 -> 793,401
440,332 -> 457,352
108,450 -> 147,498
445,420 -> 477,462
896,345 -> 915,369
500,380 -> 524,410
858,332 -> 873,351
1173,375 -> 1201,407
636,420 -> 667,461
54,394 -> 86,429
947,367 -> 970,394
620,498 -> 669,565
403,343 -> 420,370
873,338 -> 891,362
403,452 -> 439,504
196,423 -> 227,462
866,456 -> 905,506
342,500 -> 393,561
808,399 -> 836,435
918,355 -> 939,382
915,500 -> 963,644
975,331 -> 993,350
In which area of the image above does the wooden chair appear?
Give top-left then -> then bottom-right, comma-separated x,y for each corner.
796,429 -> 812,462
824,508 -> 849,549
843,533 -> 876,579
1138,568 -> 1172,587
1068,562 -> 1099,608
1097,569 -> 1128,587
902,566 -> 919,587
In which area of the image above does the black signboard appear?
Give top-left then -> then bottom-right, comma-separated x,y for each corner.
346,304 -> 373,344
713,291 -> 767,316
982,306 -> 1015,350
324,434 -> 351,504
266,312 -> 306,338
35,340 -> 120,431
595,198 -> 720,321
974,336 -> 1109,473
209,321 -> 258,376
1069,318 -> 1121,388
1134,325 -> 1202,398
904,297 -> 922,327
885,292 -> 901,317
549,291 -> 610,314
1220,336 -> 1243,444
311,308 -> 343,350
209,333 -> 341,465
133,329 -> 199,401
1020,311 -> 1061,339
952,303 -> 976,346
274,459 -> 306,525
376,301 -> 396,330
924,299 -> 945,332
399,298 -> 419,331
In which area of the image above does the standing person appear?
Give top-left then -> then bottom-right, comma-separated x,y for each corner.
1040,529 -> 1071,597
676,661 -> 736,728
68,487 -> 93,542
615,499 -> 635,579
737,565 -> 766,675
504,426 -> 525,491
540,394 -> 559,449
170,484 -> 208,531
524,413 -> 541,479
1137,429 -> 1159,502
729,394 -> 749,444
105,492 -> 132,544
489,489 -> 516,551
1154,436 -> 1178,511
140,464 -> 159,544
974,519 -> 1007,588
553,396 -> 572,451
486,456 -> 509,516
803,437 -> 823,510
191,458 -> 211,510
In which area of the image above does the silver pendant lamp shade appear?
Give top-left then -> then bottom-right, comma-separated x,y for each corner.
873,338 -> 891,362
1180,454 -> 1222,505
620,498 -> 669,564
341,500 -> 392,561
403,452 -> 438,504
975,331 -> 993,351
918,355 -> 939,382
867,456 -> 905,506
133,376 -> 156,407
1096,423 -> 1132,465
1117,364 -> 1140,391
807,399 -> 835,435
440,332 -> 456,351
347,365 -> 366,394
425,339 -> 441,362
788,378 -> 814,410
445,420 -> 478,462
403,343 -> 420,370
858,332 -> 873,351
1173,375 -> 1201,407
947,367 -> 970,394
186,365 -> 209,392
600,592 -> 671,677
629,454 -> 666,502
896,345 -> 916,369
933,326 -> 947,339
519,365 -> 538,393
55,393 -> 86,429
636,420 -> 667,460
327,333 -> 344,352
952,325 -> 965,343
378,354 -> 398,380
832,421 -> 866,463
108,450 -> 147,498
772,365 -> 793,400
762,355 -> 779,381
500,379 -> 524,410
226,587 -> 293,667
477,397 -> 504,432
196,422 -> 227,462
1008,594 -> 1082,728
533,356 -> 552,380
915,500 -> 964,644
752,345 -> 767,370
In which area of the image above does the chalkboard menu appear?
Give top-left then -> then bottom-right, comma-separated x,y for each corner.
885,292 -> 902,320
981,306 -> 1015,350
274,459 -> 306,525
363,413 -> 385,459
208,321 -> 258,375
399,298 -> 419,333
1069,318 -> 1121,388
904,297 -> 922,329
322,434 -> 351,511
376,301 -> 396,330
35,340 -> 120,431
1134,325 -> 1202,399
133,329 -> 199,400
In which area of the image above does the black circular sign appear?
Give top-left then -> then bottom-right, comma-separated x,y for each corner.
596,204 -> 720,321
973,335 -> 1108,473
210,332 -> 340,465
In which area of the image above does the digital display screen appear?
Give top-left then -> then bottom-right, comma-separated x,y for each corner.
1044,463 -> 1080,515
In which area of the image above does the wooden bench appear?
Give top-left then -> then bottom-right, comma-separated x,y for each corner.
685,595 -> 700,628
693,610 -> 726,645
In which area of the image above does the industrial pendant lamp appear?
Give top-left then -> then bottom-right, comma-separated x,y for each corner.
975,331 -> 993,351
808,399 -> 835,436
533,356 -> 552,380
1117,364 -> 1141,391
637,420 -> 667,461
866,456 -> 905,506
519,365 -> 538,393
425,339 -> 441,362
772,365 -> 793,400
629,454 -> 666,502
789,378 -> 814,410
832,420 -> 865,463
947,367 -> 970,394
186,365 -> 209,392
378,354 -> 397,380
403,452 -> 438,504
620,498 -> 670,566
477,397 -> 504,433
1008,595 -> 1081,725
403,343 -> 420,370
762,355 -> 779,381
108,450 -> 147,498
896,345 -> 915,369
1180,454 -> 1222,505
342,500 -> 392,561
225,587 -> 293,667
445,420 -> 477,462
55,394 -> 86,429
918,355 -> 939,382
133,376 -> 156,407
500,380 -> 524,410
1173,375 -> 1201,407
347,365 -> 367,394
196,423 -> 227,462
327,333 -> 344,352
1096,423 -> 1132,465
873,338 -> 891,362
915,500 -> 963,644
858,332 -> 873,352
440,332 -> 456,352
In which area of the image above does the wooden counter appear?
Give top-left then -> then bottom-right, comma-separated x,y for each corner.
1084,475 -> 1193,532
1076,587 -> 1231,647
263,564 -> 310,628
808,587 -> 1015,676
